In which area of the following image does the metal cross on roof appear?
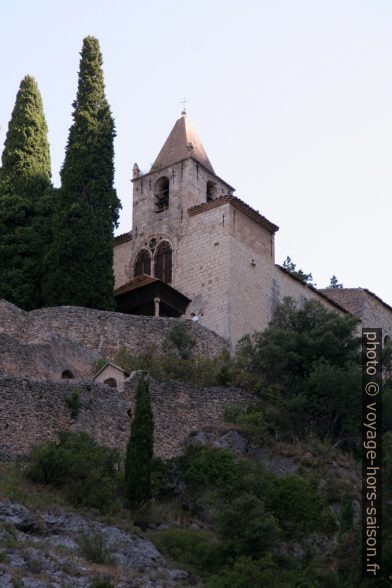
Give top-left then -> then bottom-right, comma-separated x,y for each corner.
180,98 -> 188,114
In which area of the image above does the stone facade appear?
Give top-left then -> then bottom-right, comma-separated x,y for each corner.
93,362 -> 129,391
113,112 -> 392,345
318,288 -> 392,340
0,374 -> 255,462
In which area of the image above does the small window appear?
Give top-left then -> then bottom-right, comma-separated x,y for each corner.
134,249 -> 151,277
61,370 -> 74,379
206,180 -> 216,202
385,335 -> 391,346
104,377 -> 117,388
154,241 -> 172,283
154,176 -> 169,212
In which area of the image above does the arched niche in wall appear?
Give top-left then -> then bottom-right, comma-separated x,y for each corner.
104,377 -> 117,388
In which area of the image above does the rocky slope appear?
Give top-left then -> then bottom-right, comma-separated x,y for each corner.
0,499 -> 189,587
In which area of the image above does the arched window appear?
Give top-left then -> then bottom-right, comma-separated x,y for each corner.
104,377 -> 117,388
154,241 -> 172,283
134,249 -> 151,277
154,176 -> 169,212
206,180 -> 216,202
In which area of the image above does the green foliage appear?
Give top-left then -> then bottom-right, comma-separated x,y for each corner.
218,493 -> 278,557
26,432 -> 120,512
153,528 -> 224,576
235,298 -> 361,446
65,387 -> 80,418
90,580 -> 115,588
181,446 -> 240,490
207,555 -> 309,588
167,322 -> 196,359
77,530 -> 114,565
0,75 -> 53,310
328,275 -> 343,288
282,256 -> 315,286
42,36 -> 121,310
114,345 -> 233,388
124,375 -> 154,508
266,474 -> 334,536
340,494 -> 353,533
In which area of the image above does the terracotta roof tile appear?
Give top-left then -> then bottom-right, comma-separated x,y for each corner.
114,231 -> 132,246
188,196 -> 279,234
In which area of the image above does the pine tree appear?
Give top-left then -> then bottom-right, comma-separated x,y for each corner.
0,75 -> 52,310
43,36 -> 121,309
124,375 -> 154,508
328,275 -> 343,288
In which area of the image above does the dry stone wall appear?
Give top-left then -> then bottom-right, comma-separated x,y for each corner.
0,301 -> 227,361
0,373 -> 255,462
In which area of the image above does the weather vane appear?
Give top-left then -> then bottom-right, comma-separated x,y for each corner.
181,98 -> 188,114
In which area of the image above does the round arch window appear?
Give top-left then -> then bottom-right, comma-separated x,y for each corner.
134,249 -> 151,278
154,241 -> 172,284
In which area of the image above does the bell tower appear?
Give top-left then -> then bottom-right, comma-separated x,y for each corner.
130,111 -> 235,240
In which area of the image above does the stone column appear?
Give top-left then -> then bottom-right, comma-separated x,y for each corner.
154,297 -> 160,317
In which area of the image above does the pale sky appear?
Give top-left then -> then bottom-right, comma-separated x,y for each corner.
1,0 -> 391,303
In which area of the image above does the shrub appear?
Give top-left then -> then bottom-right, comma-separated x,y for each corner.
65,387 -> 80,419
266,474 -> 335,536
26,432 -> 120,512
340,494 -> 353,533
167,322 -> 196,360
218,494 -> 278,558
78,530 -> 114,565
181,446 -> 239,491
153,528 -> 224,575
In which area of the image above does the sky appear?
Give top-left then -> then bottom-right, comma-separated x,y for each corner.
1,0 -> 391,303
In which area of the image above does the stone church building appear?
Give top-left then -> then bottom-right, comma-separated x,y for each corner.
113,111 -> 392,346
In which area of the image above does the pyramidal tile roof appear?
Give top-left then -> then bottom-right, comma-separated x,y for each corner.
151,112 -> 214,174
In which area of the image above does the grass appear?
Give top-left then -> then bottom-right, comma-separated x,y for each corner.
0,462 -> 69,513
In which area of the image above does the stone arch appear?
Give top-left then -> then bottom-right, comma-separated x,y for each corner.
61,369 -> 74,380
154,241 -> 173,284
134,248 -> 152,278
154,176 -> 170,212
104,377 -> 117,388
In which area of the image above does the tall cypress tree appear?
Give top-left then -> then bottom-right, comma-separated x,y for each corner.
124,375 -> 154,508
43,36 -> 120,310
0,75 -> 52,310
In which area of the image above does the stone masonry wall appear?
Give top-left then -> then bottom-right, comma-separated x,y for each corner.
318,288 -> 392,340
0,301 -> 228,361
0,374 -> 255,462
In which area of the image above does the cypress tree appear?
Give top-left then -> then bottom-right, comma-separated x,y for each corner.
43,36 -> 121,309
0,75 -> 52,310
124,375 -> 154,508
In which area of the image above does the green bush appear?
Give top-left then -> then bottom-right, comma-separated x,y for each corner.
65,387 -> 80,419
218,494 -> 278,558
26,432 -> 121,512
181,446 -> 240,490
167,322 -> 196,359
207,555 -> 311,588
153,528 -> 224,575
266,474 -> 335,536
340,494 -> 353,533
78,530 -> 114,565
